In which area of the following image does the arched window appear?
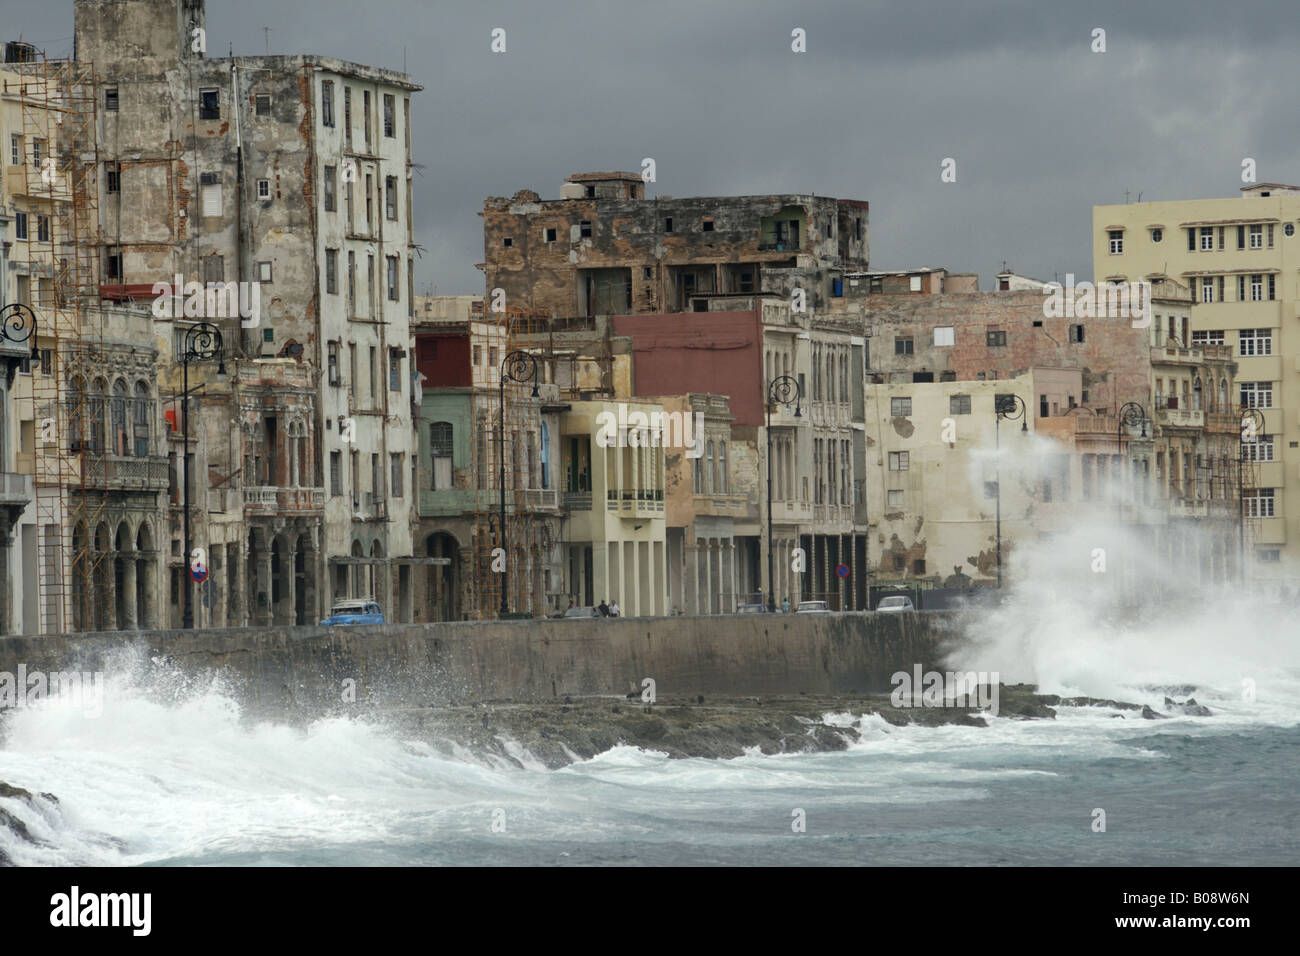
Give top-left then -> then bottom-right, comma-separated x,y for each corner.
67,377 -> 84,449
89,378 -> 106,453
1192,376 -> 1202,411
111,379 -> 128,456
540,421 -> 550,490
1218,378 -> 1227,412
706,439 -> 716,494
718,441 -> 727,494
693,447 -> 704,493
431,421 -> 453,490
133,381 -> 151,456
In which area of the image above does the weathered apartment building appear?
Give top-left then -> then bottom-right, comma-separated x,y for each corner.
835,267 -> 1242,587
1095,183 -> 1300,576
0,0 -> 422,634
478,174 -> 873,610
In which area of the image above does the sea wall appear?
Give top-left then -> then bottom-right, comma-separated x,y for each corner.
0,612 -> 966,715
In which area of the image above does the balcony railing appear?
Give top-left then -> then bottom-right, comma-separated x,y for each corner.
520,488 -> 558,510
1155,406 -> 1205,429
244,486 -> 327,513
562,491 -> 592,511
81,455 -> 170,491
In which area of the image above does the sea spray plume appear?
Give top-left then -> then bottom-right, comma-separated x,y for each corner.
947,426 -> 1300,701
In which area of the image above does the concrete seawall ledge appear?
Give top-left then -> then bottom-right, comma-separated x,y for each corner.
0,612 -> 964,714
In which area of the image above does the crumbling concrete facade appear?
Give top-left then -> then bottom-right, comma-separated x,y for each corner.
73,0 -> 422,626
481,171 -> 869,319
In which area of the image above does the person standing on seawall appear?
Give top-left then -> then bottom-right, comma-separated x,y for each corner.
781,598 -> 790,614
598,599 -> 610,617
609,599 -> 621,618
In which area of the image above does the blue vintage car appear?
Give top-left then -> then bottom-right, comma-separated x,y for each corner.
322,600 -> 385,626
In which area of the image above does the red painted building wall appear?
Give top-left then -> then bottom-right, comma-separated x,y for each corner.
612,311 -> 764,426
415,333 -> 471,387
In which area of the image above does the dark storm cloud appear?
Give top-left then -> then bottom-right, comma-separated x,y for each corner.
10,0 -> 1300,292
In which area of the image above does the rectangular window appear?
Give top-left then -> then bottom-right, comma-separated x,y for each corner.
986,329 -> 1007,347
385,176 -> 397,220
105,247 -> 123,281
104,87 -> 119,111
1249,224 -> 1263,249
1200,227 -> 1214,251
888,451 -> 910,471
890,397 -> 912,417
344,87 -> 352,142
257,178 -> 271,199
664,217 -> 673,233
1244,488 -> 1275,518
323,165 -> 337,211
386,256 -> 399,301
1240,381 -> 1273,409
14,212 -> 26,240
363,90 -> 371,146
1069,323 -> 1084,343
1191,330 -> 1224,345
199,89 -> 220,120
328,342 -> 341,386
369,347 -> 378,401
933,326 -> 954,347
1237,225 -> 1246,250
1267,224 -> 1275,248
321,80 -> 335,127
202,181 -> 222,218
330,451 -> 342,496
887,490 -> 904,508
1243,434 -> 1275,462
580,220 -> 592,238
391,453 -> 404,498
203,254 -> 223,284
1239,328 -> 1272,356
702,218 -> 714,232
37,215 -> 50,242
389,348 -> 402,390
383,94 -> 395,137
325,248 -> 338,294
544,227 -> 557,243
9,135 -> 19,166
894,336 -> 914,355
258,260 -> 273,283
255,93 -> 271,117
1268,274 -> 1276,300
1108,230 -> 1123,254
1250,274 -> 1262,301
1201,277 -> 1214,303
950,394 -> 971,415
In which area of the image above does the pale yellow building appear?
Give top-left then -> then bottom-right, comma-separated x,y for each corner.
1095,183 -> 1299,576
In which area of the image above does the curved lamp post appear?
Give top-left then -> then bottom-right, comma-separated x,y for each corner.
994,393 -> 1027,589
1116,401 -> 1147,518
765,376 -> 801,612
181,323 -> 226,629
498,350 -> 538,617
1238,406 -> 1266,580
0,303 -> 39,361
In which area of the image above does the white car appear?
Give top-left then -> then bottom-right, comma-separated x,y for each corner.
795,601 -> 831,613
875,596 -> 914,612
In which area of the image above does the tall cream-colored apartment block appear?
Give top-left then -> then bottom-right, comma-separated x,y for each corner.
1095,183 -> 1300,578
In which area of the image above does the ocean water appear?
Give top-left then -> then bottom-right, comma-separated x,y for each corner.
3,508 -> 1299,866
1,648 -> 1296,867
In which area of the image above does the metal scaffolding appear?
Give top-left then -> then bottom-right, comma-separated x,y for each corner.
13,54 -> 106,633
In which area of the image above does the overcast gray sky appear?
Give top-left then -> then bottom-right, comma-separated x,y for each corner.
10,0 -> 1299,294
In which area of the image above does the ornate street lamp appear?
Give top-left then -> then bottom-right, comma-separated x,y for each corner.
181,322 -> 225,629
1116,401 -> 1148,518
0,303 -> 39,361
1238,406 -> 1266,581
498,350 -> 538,617
765,375 -> 801,612
994,393 -> 1027,589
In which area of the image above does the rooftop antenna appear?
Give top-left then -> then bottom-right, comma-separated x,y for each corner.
1137,190 -> 1144,203
1124,189 -> 1131,204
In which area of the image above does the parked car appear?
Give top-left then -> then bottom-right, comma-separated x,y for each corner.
736,603 -> 769,613
875,595 -> 915,613
562,605 -> 603,619
795,600 -> 831,613
322,600 -> 385,626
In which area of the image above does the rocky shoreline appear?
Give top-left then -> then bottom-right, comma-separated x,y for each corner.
377,684 -> 1211,770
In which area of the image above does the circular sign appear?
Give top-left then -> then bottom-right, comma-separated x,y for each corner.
191,563 -> 209,583
835,564 -> 850,579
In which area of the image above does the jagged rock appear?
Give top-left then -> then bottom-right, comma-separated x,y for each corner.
1141,705 -> 1166,719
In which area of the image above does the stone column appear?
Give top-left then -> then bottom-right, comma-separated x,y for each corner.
685,541 -> 700,615
122,552 -> 138,630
